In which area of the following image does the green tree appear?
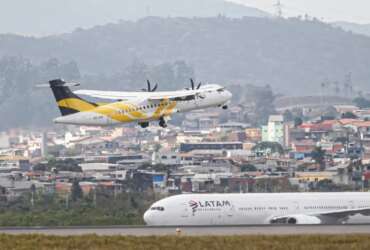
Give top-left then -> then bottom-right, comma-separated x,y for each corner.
311,146 -> 326,171
341,112 -> 358,119
353,97 -> 370,109
294,117 -> 303,127
252,141 -> 284,155
71,180 -> 83,202
283,110 -> 294,122
240,164 -> 257,172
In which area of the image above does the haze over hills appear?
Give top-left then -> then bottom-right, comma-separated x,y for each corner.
1,16 -> 369,94
0,0 -> 269,36
1,16 -> 370,129
334,22 -> 370,37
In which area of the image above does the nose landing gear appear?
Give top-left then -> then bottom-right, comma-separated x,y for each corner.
159,117 -> 167,128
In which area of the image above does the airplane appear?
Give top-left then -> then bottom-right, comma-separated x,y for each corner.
143,192 -> 370,225
45,79 -> 232,128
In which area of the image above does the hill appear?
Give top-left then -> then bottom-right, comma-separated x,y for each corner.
1,17 -> 370,129
0,0 -> 269,36
1,17 -> 369,94
334,22 -> 370,37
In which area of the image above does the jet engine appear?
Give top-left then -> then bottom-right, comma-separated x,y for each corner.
270,215 -> 321,224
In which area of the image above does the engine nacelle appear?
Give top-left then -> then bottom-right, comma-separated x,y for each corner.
270,215 -> 322,224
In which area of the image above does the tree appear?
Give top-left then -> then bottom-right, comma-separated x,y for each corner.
341,112 -> 358,119
294,117 -> 303,127
252,141 -> 284,155
353,97 -> 370,109
71,179 -> 83,202
240,164 -> 257,172
283,110 -> 294,122
311,146 -> 326,171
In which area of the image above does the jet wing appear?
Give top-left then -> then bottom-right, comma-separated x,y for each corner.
270,207 -> 370,224
317,207 -> 370,218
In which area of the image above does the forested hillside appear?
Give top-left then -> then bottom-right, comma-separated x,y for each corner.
1,16 -> 370,129
0,0 -> 268,35
1,16 -> 369,95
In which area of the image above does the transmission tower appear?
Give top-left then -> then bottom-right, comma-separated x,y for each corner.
274,0 -> 283,18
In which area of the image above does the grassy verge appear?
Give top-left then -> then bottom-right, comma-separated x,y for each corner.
1,234 -> 370,250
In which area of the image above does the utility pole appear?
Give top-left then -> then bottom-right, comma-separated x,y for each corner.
65,193 -> 69,209
274,0 -> 283,18
93,188 -> 97,208
344,72 -> 353,98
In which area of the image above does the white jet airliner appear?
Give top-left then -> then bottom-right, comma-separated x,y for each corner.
45,79 -> 232,128
144,193 -> 370,225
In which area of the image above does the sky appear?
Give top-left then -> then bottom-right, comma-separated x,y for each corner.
228,0 -> 370,24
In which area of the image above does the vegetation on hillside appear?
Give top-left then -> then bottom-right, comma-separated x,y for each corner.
1,17 -> 370,95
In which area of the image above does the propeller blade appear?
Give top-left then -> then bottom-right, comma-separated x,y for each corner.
197,82 -> 202,89
151,84 -> 158,92
147,80 -> 151,92
190,78 -> 195,90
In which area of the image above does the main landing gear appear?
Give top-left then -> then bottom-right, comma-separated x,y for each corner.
159,117 -> 167,128
139,122 -> 149,128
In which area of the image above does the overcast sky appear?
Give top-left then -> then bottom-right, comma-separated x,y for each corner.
228,0 -> 370,23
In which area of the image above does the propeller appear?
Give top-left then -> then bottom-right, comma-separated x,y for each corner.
142,80 -> 158,92
187,78 -> 202,90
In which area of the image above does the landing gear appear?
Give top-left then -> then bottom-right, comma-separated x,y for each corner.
159,117 -> 167,128
222,105 -> 228,110
139,122 -> 149,128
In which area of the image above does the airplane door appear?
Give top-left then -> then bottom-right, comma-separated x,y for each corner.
225,204 -> 235,224
294,201 -> 300,212
181,203 -> 190,218
194,92 -> 204,108
349,200 -> 355,209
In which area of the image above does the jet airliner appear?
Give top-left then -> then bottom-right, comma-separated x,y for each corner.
46,79 -> 232,128
144,193 -> 370,225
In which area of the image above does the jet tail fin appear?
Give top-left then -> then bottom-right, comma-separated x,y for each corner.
48,79 -> 98,116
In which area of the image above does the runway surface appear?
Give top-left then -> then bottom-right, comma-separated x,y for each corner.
1,224 -> 370,236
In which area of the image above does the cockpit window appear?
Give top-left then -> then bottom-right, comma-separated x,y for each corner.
217,88 -> 224,93
150,206 -> 165,211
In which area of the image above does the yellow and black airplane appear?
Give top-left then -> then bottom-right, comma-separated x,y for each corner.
47,79 -> 232,128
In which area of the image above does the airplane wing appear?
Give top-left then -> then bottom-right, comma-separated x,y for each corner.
270,207 -> 370,224
74,89 -> 202,101
147,92 -> 201,101
73,90 -> 143,101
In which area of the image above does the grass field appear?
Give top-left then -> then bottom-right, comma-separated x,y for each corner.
1,234 -> 370,250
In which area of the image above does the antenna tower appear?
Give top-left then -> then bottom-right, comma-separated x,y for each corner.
274,0 -> 283,18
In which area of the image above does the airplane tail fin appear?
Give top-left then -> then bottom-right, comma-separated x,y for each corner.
48,79 -> 98,116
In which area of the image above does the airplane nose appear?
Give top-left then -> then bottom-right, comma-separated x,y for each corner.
225,90 -> 232,101
53,116 -> 66,124
143,210 -> 152,225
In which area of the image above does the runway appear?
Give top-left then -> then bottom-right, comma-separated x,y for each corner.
1,224 -> 370,236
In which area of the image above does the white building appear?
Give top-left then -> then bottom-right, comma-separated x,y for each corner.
262,115 -> 285,145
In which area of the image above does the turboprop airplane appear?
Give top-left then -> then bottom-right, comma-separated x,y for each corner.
45,79 -> 232,128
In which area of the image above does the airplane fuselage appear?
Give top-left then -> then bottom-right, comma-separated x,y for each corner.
143,193 -> 370,226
